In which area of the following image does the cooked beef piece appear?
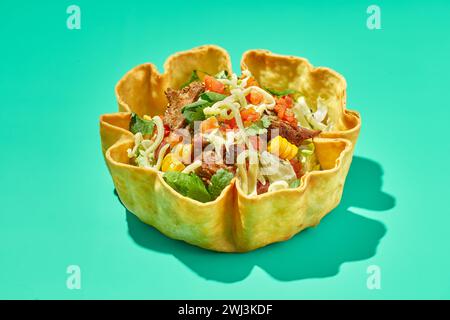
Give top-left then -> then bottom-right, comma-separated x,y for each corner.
195,150 -> 234,184
289,158 -> 303,178
192,133 -> 245,166
268,119 -> 321,146
164,82 -> 205,130
257,180 -> 270,195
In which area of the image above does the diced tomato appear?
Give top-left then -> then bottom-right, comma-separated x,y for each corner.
275,95 -> 293,109
246,90 -> 264,105
220,123 -> 233,132
204,75 -> 225,94
277,103 -> 286,120
221,117 -> 238,130
287,118 -> 298,126
284,109 -> 297,126
240,107 -> 260,122
200,116 -> 219,133
283,95 -> 293,108
290,158 -> 303,178
275,95 -> 297,124
163,124 -> 171,137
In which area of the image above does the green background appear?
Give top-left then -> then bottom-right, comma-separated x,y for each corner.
1,0 -> 449,299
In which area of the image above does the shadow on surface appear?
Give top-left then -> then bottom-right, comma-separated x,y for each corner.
117,156 -> 395,282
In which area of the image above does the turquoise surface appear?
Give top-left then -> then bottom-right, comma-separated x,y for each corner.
1,0 -> 449,299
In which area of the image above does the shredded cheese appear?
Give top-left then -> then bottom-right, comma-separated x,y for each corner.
147,116 -> 165,152
268,180 -> 289,192
127,132 -> 143,158
182,160 -> 202,174
153,144 -> 170,171
236,149 -> 259,196
128,116 -> 166,169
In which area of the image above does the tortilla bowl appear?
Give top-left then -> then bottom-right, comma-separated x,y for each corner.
100,45 -> 361,252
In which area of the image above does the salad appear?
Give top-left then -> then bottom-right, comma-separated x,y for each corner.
126,70 -> 334,202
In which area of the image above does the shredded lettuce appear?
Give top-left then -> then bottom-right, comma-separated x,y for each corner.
245,115 -> 271,136
136,152 -> 154,168
259,151 -> 296,184
291,100 -> 312,129
261,115 -> 272,128
297,139 -> 318,173
292,96 -> 334,131
127,132 -> 143,158
215,70 -> 229,79
293,97 -> 327,131
245,126 -> 267,136
301,150 -> 320,173
313,98 -> 328,123
299,140 -> 315,157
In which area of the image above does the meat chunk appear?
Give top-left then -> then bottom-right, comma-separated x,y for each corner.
164,82 -> 205,130
195,150 -> 234,184
196,163 -> 231,185
257,181 -> 270,195
192,134 -> 244,166
268,119 -> 320,146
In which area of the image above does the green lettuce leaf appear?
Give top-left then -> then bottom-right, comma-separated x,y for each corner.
129,113 -> 155,135
181,99 -> 209,125
289,179 -> 301,188
265,87 -> 299,97
181,92 -> 227,125
208,169 -> 234,200
200,92 -> 227,103
163,172 -> 211,203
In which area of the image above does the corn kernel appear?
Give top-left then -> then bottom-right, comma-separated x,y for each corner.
161,153 -> 185,172
268,136 -> 298,161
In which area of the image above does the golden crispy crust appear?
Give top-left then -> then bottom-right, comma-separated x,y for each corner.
241,49 -> 361,146
100,45 -> 361,252
115,45 -> 232,117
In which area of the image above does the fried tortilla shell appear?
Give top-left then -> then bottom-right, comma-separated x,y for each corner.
241,49 -> 361,147
101,113 -> 353,252
115,45 -> 232,117
100,45 -> 361,252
